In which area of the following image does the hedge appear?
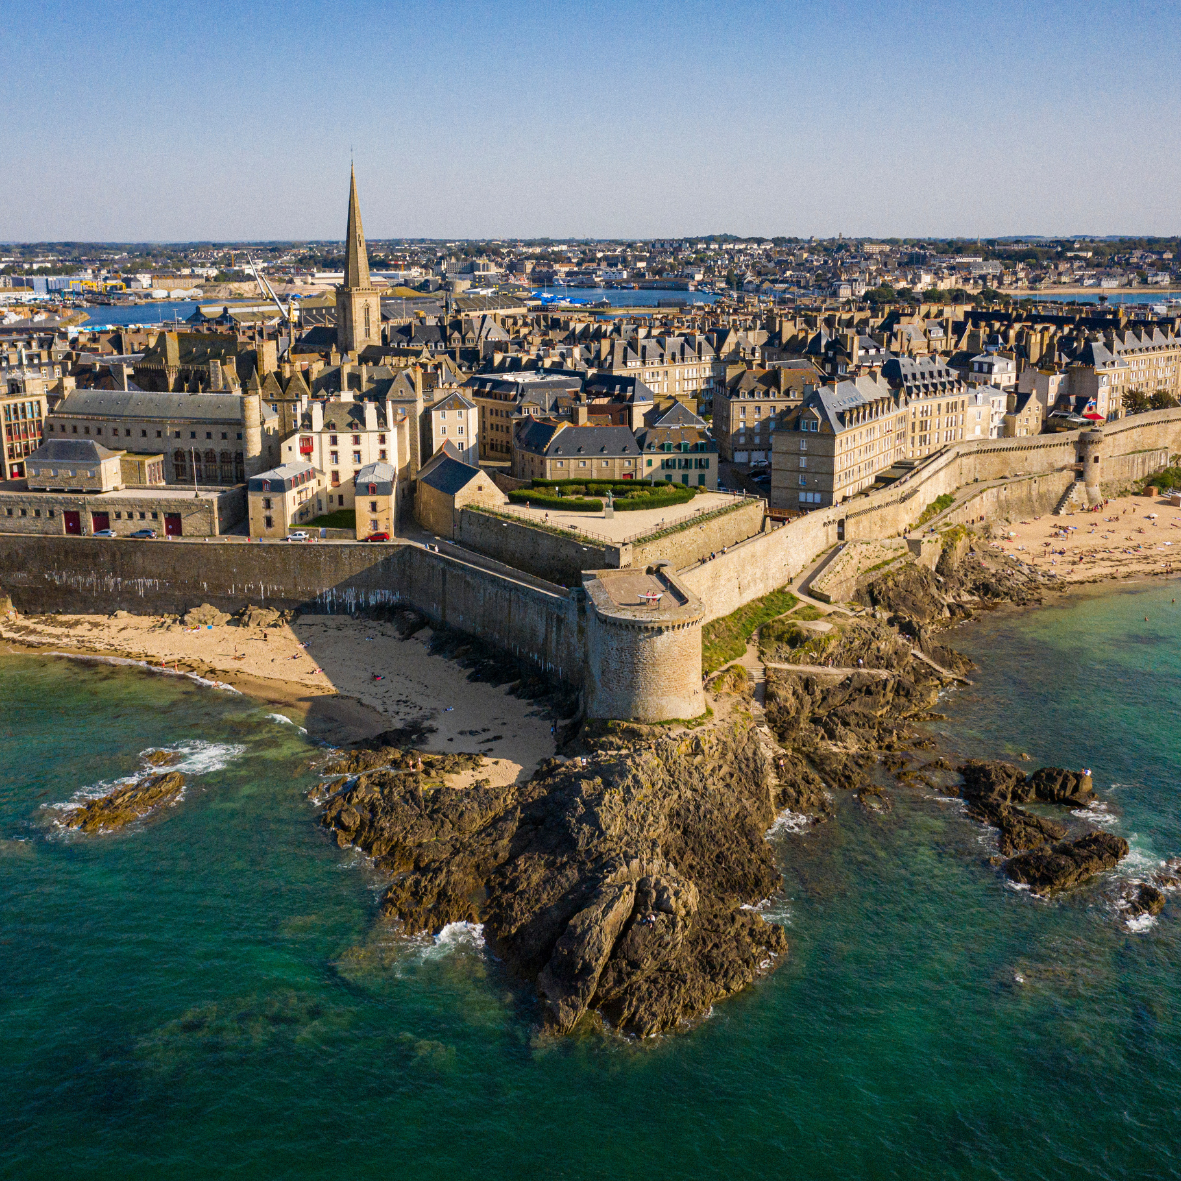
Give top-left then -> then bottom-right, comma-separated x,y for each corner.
507,490 -> 603,512
614,485 -> 696,511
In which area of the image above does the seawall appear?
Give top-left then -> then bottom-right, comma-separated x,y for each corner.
0,536 -> 585,688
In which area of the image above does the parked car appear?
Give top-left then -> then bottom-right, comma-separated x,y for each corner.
751,472 -> 772,486
749,459 -> 770,471
363,532 -> 390,542
128,528 -> 157,539
92,529 -> 117,538
286,531 -> 310,542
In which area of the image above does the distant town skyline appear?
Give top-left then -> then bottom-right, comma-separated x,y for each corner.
4,0 -> 1179,241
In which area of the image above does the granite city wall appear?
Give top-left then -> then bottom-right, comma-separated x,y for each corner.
0,536 -> 585,688
455,508 -> 612,586
629,498 -> 765,572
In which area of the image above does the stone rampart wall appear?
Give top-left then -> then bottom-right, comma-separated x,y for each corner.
631,498 -> 765,572
810,538 -> 908,603
0,536 -> 585,688
940,470 -> 1075,528
456,509 -> 610,586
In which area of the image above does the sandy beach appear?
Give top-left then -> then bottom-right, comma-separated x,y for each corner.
0,610 -> 555,785
988,496 -> 1181,584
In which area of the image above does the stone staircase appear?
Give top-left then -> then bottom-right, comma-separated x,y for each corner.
1053,481 -> 1085,515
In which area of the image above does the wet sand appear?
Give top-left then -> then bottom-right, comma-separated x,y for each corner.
0,611 -> 554,784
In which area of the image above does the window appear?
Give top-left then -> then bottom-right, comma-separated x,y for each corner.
351,435 -> 360,445
221,432 -> 227,440
378,449 -> 387,460
206,432 -> 212,440
352,451 -> 361,464
798,475 -> 807,486
264,515 -> 273,529
331,471 -> 340,487
369,500 -> 377,512
156,430 -> 162,438
262,498 -> 272,510
457,427 -> 464,436
190,431 -> 196,439
329,435 -> 338,446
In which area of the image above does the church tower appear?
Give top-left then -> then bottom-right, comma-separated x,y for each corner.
336,166 -> 381,356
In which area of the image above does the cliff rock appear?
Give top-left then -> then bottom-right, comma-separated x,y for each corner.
320,721 -> 791,1037
63,771 -> 186,833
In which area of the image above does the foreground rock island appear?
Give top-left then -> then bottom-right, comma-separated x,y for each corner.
319,716 -> 799,1037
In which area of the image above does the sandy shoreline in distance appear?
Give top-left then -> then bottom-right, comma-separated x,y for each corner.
0,612 -> 555,785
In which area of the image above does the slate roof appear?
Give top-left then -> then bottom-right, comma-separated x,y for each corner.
52,389 -> 249,422
418,455 -> 483,496
516,421 -> 640,458
355,461 -> 396,496
798,375 -> 896,434
583,373 -> 655,403
248,461 -> 318,494
28,438 -> 120,464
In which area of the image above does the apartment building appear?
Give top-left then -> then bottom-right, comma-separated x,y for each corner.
771,375 -> 903,511
2,380 -> 47,479
712,361 -> 822,464
278,396 -> 397,511
353,461 -> 396,538
247,461 -> 325,538
880,354 -> 970,459
427,391 -> 478,466
634,405 -> 718,489
966,387 -> 1008,439
600,335 -> 715,408
512,420 -> 642,481
965,352 -> 1017,392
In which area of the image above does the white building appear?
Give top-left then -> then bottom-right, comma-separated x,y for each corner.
279,394 -> 399,512
966,352 -> 1017,392
427,391 -> 478,466
966,387 -> 1008,439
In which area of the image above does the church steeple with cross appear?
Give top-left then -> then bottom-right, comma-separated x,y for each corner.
336,166 -> 381,356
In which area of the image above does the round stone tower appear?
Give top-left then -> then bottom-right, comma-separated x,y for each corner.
1079,427 -> 1103,499
581,566 -> 705,722
242,391 -> 264,477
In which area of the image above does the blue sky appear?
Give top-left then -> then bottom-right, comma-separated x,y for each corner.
2,0 -> 1179,240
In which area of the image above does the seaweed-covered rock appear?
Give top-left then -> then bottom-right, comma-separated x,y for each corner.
62,771 -> 186,833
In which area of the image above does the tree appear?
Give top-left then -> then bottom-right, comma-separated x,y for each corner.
1123,389 -> 1151,414
864,284 -> 897,304
1149,390 -> 1178,411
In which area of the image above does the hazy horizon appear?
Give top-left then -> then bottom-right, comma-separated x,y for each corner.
4,0 -> 1179,241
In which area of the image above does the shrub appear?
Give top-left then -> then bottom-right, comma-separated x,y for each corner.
614,485 -> 697,511
507,489 -> 602,512
701,586 -> 799,674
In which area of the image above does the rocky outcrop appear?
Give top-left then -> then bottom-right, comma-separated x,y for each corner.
237,605 -> 283,629
183,603 -> 231,627
1004,832 -> 1129,892
320,720 -> 791,1037
957,759 -> 1110,864
63,770 -> 186,833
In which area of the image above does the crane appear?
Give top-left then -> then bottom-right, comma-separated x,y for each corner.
234,251 -> 298,357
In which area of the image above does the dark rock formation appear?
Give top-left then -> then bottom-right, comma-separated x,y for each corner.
1122,883 -> 1166,919
320,720 -> 793,1037
1003,832 -> 1129,892
957,760 -> 1098,855
63,771 -> 186,833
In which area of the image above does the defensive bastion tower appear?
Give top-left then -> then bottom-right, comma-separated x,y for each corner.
582,565 -> 705,722
336,167 -> 382,356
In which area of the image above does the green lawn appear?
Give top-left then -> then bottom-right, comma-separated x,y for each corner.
304,509 -> 356,530
701,585 -> 799,674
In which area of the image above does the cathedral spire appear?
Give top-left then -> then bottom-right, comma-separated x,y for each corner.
342,165 -> 371,290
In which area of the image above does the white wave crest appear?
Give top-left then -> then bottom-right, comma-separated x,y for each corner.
1126,913 -> 1157,933
156,739 -> 246,777
1071,800 -> 1118,827
419,921 -> 485,960
266,713 -> 309,735
766,809 -> 811,837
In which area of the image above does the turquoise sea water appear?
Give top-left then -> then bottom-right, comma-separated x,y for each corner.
2,582 -> 1179,1180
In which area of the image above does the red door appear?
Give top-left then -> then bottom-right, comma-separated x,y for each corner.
164,513 -> 182,537
91,512 -> 110,533
64,511 -> 81,535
